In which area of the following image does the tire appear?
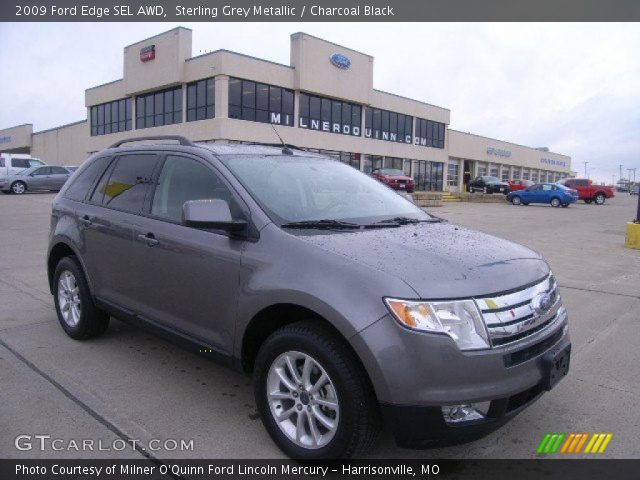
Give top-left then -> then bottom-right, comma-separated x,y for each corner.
550,197 -> 561,207
254,321 -> 380,459
595,193 -> 605,205
53,256 -> 109,340
11,181 -> 26,194
511,196 -> 522,206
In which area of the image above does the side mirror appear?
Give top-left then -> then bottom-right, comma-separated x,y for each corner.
182,199 -> 247,233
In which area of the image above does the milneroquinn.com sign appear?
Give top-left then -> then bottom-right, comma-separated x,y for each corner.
298,117 -> 361,136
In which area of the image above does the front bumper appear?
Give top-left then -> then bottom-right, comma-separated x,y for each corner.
350,310 -> 570,447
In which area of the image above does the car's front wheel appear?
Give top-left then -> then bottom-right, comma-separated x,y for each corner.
511,196 -> 522,205
595,193 -> 606,205
53,256 -> 109,339
551,197 -> 561,207
254,321 -> 380,459
11,181 -> 26,194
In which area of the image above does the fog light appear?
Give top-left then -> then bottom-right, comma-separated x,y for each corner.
441,402 -> 490,424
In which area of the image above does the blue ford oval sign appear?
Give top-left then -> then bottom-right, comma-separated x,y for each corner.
330,53 -> 351,70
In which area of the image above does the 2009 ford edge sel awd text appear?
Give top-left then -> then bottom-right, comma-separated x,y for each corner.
47,137 -> 571,459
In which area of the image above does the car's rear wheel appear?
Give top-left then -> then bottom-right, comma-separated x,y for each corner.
254,321 -> 380,459
53,256 -> 109,339
11,181 -> 26,194
595,193 -> 605,205
550,197 -> 561,207
511,196 -> 522,205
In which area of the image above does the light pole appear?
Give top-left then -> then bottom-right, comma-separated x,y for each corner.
584,161 -> 589,177
619,164 -> 624,184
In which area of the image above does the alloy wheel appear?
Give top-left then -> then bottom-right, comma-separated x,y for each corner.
11,182 -> 25,194
57,270 -> 82,327
266,351 -> 339,449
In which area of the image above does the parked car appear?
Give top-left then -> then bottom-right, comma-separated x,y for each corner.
0,165 -> 72,194
0,153 -> 46,178
508,179 -> 534,192
468,175 -> 509,194
507,183 -> 578,207
63,165 -> 79,173
628,184 -> 638,196
370,168 -> 415,193
47,136 -> 570,459
558,178 -> 615,205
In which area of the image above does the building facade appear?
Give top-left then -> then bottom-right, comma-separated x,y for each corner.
0,27 -> 572,191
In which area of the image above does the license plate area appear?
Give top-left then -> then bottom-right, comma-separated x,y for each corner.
542,344 -> 571,391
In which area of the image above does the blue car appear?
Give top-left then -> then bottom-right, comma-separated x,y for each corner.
507,183 -> 578,207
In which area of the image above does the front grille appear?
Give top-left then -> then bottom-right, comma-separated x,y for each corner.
476,275 -> 562,347
503,325 -> 565,367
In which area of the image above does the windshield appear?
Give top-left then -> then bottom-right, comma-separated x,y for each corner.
376,169 -> 405,176
220,155 -> 430,225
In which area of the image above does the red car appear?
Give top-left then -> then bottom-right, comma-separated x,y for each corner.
508,179 -> 534,192
558,178 -> 615,205
371,168 -> 415,193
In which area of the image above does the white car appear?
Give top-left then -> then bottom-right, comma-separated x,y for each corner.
0,153 -> 46,178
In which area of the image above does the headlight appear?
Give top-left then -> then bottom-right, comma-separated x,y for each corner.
384,298 -> 490,350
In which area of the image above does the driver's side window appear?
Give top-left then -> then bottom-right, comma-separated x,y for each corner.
151,155 -> 235,223
33,167 -> 50,176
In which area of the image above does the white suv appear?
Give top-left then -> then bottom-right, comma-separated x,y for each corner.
0,154 -> 46,178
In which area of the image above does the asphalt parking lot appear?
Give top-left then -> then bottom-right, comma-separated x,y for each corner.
0,192 -> 638,459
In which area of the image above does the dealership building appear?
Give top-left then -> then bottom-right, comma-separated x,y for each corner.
0,27 -> 572,192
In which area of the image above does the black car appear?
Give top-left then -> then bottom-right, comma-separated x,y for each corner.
469,176 -> 509,194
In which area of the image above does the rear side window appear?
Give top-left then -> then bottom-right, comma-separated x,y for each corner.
12,158 -> 30,169
64,156 -> 113,202
51,166 -> 69,174
91,154 -> 158,214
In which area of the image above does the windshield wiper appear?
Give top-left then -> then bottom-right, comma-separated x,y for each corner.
281,219 -> 361,230
371,216 -> 446,226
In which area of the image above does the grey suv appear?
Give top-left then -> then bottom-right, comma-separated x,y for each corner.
47,136 -> 571,459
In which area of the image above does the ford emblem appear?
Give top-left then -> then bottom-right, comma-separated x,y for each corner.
330,53 -> 351,70
532,293 -> 553,314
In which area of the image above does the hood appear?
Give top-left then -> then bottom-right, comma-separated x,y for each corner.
296,222 -> 548,299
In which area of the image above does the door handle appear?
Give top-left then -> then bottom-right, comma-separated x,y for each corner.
137,233 -> 159,247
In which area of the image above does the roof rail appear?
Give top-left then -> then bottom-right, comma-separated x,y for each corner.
108,135 -> 196,149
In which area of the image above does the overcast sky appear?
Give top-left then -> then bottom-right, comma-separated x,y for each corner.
1,22 -> 638,183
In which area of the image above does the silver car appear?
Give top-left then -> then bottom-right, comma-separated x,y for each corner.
47,136 -> 571,459
1,165 -> 72,194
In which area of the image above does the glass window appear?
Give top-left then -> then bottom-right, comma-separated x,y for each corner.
136,86 -> 182,130
364,107 -> 412,143
64,157 -> 114,202
91,154 -> 158,214
151,155 -> 234,223
51,166 -> 70,174
298,93 -> 361,136
414,118 -> 446,149
501,168 -> 510,182
447,163 -> 459,187
187,78 -> 215,122
229,77 -> 293,126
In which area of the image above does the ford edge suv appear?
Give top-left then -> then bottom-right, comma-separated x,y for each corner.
47,136 -> 571,459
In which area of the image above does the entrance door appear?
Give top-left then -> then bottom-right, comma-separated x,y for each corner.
463,160 -> 473,192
